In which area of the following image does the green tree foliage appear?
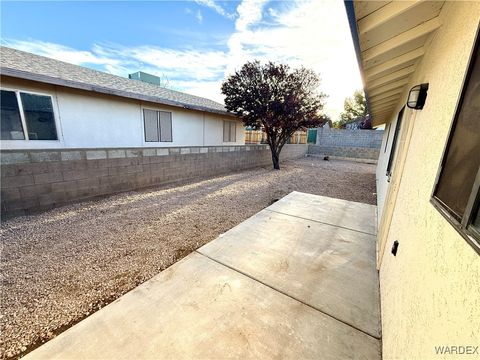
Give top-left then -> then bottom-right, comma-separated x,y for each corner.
221,61 -> 327,169
335,90 -> 368,128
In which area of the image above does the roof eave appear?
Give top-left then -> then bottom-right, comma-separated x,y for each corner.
1,67 -> 236,118
343,0 -> 385,127
344,1 -> 379,126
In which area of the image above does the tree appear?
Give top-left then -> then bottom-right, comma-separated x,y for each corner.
221,61 -> 327,169
335,90 -> 369,128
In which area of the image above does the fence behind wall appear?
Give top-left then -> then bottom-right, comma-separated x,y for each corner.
244,130 -> 308,144
245,130 -> 266,144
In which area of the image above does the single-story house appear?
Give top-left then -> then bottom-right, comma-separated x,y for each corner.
0,46 -> 245,150
346,1 -> 479,359
0,47 -> 310,217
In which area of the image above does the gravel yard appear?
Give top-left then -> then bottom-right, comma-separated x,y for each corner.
0,157 -> 376,359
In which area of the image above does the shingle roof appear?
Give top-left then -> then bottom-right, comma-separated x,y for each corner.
0,46 -> 233,117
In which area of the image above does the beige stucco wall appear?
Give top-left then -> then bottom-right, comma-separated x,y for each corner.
377,3 -> 480,359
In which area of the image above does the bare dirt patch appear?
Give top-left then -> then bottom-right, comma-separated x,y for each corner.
0,157 -> 376,358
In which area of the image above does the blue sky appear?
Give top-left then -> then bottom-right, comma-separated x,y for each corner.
1,0 -> 363,120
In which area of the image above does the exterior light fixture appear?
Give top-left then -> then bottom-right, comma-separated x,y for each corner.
407,83 -> 429,110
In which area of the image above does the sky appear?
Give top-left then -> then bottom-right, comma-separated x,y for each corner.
1,0 -> 363,120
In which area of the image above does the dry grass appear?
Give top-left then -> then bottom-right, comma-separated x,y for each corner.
0,157 -> 376,358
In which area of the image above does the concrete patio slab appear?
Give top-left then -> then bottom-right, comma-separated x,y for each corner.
199,209 -> 381,338
267,191 -> 377,235
24,191 -> 381,359
24,252 -> 380,360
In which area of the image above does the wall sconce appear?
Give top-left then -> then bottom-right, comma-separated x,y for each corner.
407,83 -> 429,110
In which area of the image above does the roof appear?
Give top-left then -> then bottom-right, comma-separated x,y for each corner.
344,1 -> 444,126
0,46 -> 234,117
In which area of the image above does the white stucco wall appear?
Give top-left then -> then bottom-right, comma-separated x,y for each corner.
0,78 -> 244,149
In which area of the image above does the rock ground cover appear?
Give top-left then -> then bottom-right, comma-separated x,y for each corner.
0,157 -> 376,359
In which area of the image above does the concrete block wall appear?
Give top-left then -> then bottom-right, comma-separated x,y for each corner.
308,145 -> 380,160
1,144 -> 307,218
316,127 -> 384,148
309,127 -> 383,161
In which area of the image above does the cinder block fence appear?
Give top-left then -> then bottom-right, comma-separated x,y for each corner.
1,144 -> 307,218
308,127 -> 384,161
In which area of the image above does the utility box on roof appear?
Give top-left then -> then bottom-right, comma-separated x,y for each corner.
128,71 -> 161,86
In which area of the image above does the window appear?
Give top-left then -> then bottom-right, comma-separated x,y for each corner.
143,109 -> 172,142
432,32 -> 480,252
223,121 -> 236,142
384,122 -> 391,153
386,106 -> 404,180
20,92 -> 58,140
1,90 -> 24,140
1,90 -> 57,140
144,109 -> 159,142
159,111 -> 172,142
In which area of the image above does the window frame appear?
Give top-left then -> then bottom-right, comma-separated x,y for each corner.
0,87 -> 60,142
430,25 -> 480,254
143,108 -> 160,142
159,111 -> 173,142
223,120 -> 237,143
142,107 -> 173,143
386,106 -> 405,182
383,122 -> 391,153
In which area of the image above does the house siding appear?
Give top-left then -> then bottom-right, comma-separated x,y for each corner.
0,77 -> 245,150
375,3 -> 480,359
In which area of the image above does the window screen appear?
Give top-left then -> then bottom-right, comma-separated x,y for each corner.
1,90 -> 25,140
433,42 -> 480,221
229,121 -> 236,142
223,121 -> 229,142
223,121 -> 236,142
20,92 -> 57,140
159,111 -> 172,142
470,203 -> 480,236
386,107 -> 404,178
143,109 -> 172,142
144,109 -> 159,142
384,122 -> 391,153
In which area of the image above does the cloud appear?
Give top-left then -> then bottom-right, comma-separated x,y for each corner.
196,10 -> 203,24
176,80 -> 226,103
235,0 -> 269,31
4,39 -> 227,78
194,0 -> 235,19
2,0 -> 363,119
223,0 -> 363,120
2,38 -> 229,105
2,39 -> 120,67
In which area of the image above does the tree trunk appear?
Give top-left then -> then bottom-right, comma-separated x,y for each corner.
271,146 -> 280,170
266,130 -> 290,170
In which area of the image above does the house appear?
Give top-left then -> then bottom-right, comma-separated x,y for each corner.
344,115 -> 371,129
0,47 -> 310,217
0,46 -> 245,150
345,1 -> 479,359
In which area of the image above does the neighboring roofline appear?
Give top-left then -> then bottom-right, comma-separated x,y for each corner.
1,67 -> 237,118
344,114 -> 370,124
343,1 -> 372,119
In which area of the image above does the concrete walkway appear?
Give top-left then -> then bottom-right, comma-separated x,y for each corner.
25,191 -> 381,359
